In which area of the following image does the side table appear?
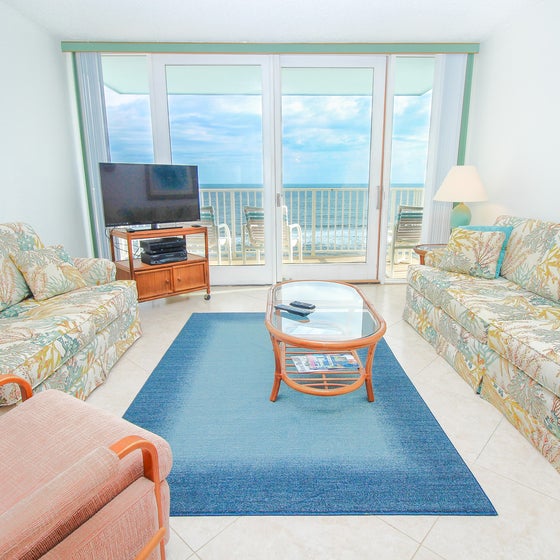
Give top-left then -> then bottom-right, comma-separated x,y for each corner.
413,244 -> 447,265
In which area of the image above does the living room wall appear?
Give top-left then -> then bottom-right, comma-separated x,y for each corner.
0,2 -> 90,256
467,0 -> 560,225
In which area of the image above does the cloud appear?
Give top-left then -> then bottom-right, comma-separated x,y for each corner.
105,89 -> 431,186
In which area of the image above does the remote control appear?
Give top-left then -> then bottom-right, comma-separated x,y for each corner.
290,300 -> 316,310
274,304 -> 312,316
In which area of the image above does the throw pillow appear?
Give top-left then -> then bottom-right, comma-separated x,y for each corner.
526,235 -> 560,302
462,225 -> 513,277
439,228 -> 509,279
0,255 -> 31,312
10,246 -> 86,301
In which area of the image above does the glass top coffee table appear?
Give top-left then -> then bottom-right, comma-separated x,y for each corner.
265,280 -> 387,402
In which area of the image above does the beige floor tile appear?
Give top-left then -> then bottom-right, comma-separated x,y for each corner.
166,528 -> 196,560
411,547 -> 446,560
383,322 -> 440,379
196,516 -> 419,560
378,515 -> 439,544
423,466 -> 560,560
170,516 -> 239,552
476,417 -> 560,500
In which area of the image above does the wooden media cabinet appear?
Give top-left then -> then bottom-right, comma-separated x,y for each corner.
109,227 -> 211,302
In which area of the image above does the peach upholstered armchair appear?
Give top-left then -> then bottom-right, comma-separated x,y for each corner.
0,375 -> 172,560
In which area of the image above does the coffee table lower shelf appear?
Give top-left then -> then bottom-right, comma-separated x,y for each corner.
269,345 -> 374,402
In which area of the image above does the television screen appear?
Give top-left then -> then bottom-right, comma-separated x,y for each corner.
99,162 -> 200,228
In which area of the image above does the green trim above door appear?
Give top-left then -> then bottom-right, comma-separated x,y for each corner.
61,42 -> 480,55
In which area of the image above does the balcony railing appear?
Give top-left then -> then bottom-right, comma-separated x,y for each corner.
199,185 -> 424,262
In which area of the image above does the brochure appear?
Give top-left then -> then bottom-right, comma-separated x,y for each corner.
291,353 -> 358,373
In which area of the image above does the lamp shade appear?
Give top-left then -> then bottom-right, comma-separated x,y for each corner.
433,165 -> 488,203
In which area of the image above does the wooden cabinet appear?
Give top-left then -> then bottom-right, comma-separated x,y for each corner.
109,227 -> 211,302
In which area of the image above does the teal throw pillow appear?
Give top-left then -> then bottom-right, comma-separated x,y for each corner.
461,225 -> 513,277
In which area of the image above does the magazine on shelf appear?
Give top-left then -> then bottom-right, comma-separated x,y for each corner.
291,353 -> 359,373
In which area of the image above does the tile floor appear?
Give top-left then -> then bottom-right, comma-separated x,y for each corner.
86,284 -> 560,560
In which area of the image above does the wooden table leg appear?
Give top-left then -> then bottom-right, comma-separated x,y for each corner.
364,344 -> 377,402
270,377 -> 281,402
269,337 -> 283,402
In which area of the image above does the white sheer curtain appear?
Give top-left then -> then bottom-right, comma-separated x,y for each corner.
423,54 -> 468,244
74,52 -> 111,258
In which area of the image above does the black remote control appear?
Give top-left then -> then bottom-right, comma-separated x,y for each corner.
274,304 -> 312,316
290,300 -> 316,310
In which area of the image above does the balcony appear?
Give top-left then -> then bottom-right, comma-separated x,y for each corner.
198,185 -> 424,274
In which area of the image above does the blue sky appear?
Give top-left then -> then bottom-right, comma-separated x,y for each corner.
105,88 -> 431,186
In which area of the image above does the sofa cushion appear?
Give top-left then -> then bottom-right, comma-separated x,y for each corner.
408,264 -> 560,342
488,319 -> 560,398
73,257 -> 116,286
0,313 -> 97,395
11,246 -> 87,301
19,281 -> 139,334
495,215 -> 560,289
0,255 -> 31,312
439,227 -> 511,279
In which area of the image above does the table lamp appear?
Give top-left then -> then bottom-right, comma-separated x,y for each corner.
433,165 -> 488,228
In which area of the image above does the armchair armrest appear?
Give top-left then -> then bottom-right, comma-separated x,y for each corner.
74,257 -> 116,285
218,222 -> 232,239
0,446 -> 119,559
0,436 -> 166,560
0,374 -> 32,401
289,222 -> 302,238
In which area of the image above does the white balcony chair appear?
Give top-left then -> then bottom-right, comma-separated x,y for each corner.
242,206 -> 265,264
282,205 -> 303,263
389,205 -> 423,276
200,206 -> 232,265
242,206 -> 303,264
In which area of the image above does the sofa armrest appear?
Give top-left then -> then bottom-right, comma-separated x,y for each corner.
424,247 -> 447,268
74,257 -> 116,285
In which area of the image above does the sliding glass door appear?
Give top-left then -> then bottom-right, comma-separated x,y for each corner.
146,54 -> 386,283
149,55 -> 274,284
278,56 -> 386,280
96,52 -> 467,284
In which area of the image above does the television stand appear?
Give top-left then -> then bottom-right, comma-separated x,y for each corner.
109,226 -> 211,302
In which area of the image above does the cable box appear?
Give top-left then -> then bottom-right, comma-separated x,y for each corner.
140,237 -> 186,254
141,250 -> 188,265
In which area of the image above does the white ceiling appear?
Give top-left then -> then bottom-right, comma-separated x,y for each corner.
2,0 -> 543,43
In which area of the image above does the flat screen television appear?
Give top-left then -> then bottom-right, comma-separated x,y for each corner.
99,162 -> 200,229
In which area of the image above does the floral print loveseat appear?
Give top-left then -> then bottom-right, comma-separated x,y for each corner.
0,223 -> 141,406
404,215 -> 560,473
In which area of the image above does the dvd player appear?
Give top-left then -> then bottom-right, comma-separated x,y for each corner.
141,250 -> 188,265
140,237 -> 186,254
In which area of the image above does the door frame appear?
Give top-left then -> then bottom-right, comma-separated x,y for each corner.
149,53 -> 388,285
273,54 -> 388,283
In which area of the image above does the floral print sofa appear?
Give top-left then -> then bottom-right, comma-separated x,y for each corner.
404,215 -> 560,473
0,223 -> 141,406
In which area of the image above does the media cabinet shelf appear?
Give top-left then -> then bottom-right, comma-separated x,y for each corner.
109,227 -> 211,302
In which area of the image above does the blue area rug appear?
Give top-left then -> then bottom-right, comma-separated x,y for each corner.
124,312 -> 496,516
